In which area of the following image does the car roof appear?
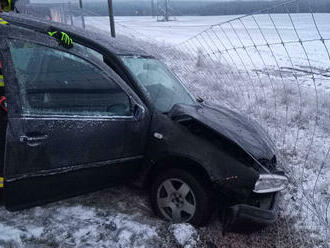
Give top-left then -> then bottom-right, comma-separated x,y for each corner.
0,12 -> 151,57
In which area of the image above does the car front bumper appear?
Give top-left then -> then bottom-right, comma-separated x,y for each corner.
222,192 -> 279,233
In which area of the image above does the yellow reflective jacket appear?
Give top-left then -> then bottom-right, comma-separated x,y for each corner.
0,75 -> 3,87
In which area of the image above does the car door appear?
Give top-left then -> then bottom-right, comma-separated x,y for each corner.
2,27 -> 150,210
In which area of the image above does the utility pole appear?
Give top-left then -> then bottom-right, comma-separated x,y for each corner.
63,3 -> 68,25
108,0 -> 116,38
165,0 -> 168,21
156,0 -> 159,18
69,2 -> 73,25
151,0 -> 155,17
79,0 -> 86,29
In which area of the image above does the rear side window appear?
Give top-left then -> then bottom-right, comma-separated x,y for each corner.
9,40 -> 132,117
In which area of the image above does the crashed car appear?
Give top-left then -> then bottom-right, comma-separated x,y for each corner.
0,13 -> 287,232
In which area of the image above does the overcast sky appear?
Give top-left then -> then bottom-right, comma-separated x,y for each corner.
112,0 -> 271,1
31,0 -> 272,3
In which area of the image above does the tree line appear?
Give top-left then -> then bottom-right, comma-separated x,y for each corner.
83,0 -> 330,16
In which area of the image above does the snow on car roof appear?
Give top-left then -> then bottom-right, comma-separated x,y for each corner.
0,12 -> 150,57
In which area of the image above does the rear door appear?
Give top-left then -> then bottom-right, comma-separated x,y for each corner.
3,27 -> 150,210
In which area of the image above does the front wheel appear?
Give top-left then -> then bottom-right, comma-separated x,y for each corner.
150,168 -> 213,226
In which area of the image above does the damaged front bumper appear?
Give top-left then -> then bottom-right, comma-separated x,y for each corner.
222,192 -> 279,234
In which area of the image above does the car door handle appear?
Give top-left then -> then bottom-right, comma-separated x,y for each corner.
20,135 -> 48,146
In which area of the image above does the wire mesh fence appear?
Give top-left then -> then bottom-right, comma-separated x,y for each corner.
83,1 -> 330,243
141,0 -> 330,246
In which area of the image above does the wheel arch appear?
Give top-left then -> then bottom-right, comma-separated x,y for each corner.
144,155 -> 214,190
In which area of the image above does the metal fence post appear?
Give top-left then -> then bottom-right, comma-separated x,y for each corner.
108,0 -> 116,37
79,0 -> 86,29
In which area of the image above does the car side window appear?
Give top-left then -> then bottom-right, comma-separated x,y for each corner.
9,40 -> 132,117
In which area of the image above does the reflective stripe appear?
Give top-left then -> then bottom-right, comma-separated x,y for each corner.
0,75 -> 4,87
0,177 -> 3,188
0,18 -> 8,25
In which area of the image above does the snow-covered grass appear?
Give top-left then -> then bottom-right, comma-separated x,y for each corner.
170,223 -> 199,248
0,186 -> 324,248
86,16 -> 237,44
87,14 -> 330,70
0,188 -> 165,248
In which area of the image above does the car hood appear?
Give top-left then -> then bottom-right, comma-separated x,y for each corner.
168,103 -> 277,160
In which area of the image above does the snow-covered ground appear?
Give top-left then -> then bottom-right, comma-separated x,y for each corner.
87,14 -> 330,69
0,186 -> 324,248
87,16 -> 237,44
0,187 -> 199,248
1,14 -> 329,248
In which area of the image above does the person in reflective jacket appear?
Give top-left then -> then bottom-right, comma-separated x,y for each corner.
0,0 -> 74,110
0,0 -> 13,12
0,0 -> 73,48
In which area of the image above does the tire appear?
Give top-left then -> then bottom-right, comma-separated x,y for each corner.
150,168 -> 213,226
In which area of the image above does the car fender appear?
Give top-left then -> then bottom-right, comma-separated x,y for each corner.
139,112 -> 259,193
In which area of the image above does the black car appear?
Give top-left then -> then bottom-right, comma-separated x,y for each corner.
0,13 -> 287,232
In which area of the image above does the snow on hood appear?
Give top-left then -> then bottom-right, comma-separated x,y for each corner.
169,103 -> 277,160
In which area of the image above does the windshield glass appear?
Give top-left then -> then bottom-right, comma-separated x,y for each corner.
121,56 -> 195,112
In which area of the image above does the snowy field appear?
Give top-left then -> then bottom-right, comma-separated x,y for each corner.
88,16 -> 237,44
89,14 -> 330,70
1,14 -> 330,248
90,15 -> 330,52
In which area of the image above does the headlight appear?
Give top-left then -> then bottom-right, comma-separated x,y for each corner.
253,174 -> 288,193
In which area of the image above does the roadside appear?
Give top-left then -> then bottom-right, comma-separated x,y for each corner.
0,186 -> 324,248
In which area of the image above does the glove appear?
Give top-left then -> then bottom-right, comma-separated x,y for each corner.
2,0 -> 13,12
48,31 -> 73,49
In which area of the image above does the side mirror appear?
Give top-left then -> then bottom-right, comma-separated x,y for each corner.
133,104 -> 145,121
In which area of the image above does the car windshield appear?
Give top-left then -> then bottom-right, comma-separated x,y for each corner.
121,56 -> 195,113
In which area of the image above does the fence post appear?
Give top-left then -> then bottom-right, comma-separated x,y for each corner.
108,0 -> 116,38
79,0 -> 86,29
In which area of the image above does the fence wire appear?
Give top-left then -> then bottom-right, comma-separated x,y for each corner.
82,1 -> 330,246
150,0 -> 329,246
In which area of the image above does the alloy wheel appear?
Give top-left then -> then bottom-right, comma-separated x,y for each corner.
157,178 -> 197,222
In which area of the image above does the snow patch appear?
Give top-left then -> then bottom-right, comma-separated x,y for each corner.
170,223 -> 199,248
0,223 -> 43,244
